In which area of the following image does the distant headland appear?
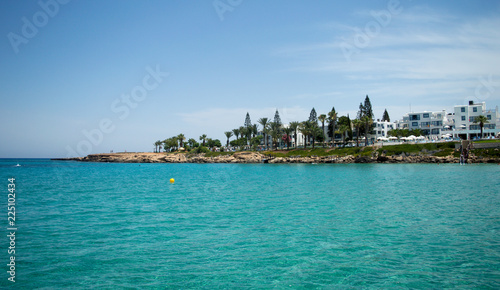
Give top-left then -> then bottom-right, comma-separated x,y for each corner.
53,141 -> 500,164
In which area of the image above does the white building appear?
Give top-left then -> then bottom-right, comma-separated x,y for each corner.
371,120 -> 396,141
401,110 -> 454,139
453,101 -> 499,140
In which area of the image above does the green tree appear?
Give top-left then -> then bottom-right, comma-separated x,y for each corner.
251,135 -> 263,148
177,133 -> 186,148
273,110 -> 282,148
283,127 -> 293,150
309,108 -> 318,126
358,96 -> 374,146
199,134 -> 207,146
244,112 -> 252,128
289,121 -> 301,149
328,108 -> 337,147
251,124 -> 258,138
382,109 -> 390,122
207,138 -> 222,149
188,138 -> 199,148
224,131 -> 233,147
232,128 -> 240,140
338,115 -> 352,146
258,117 -> 270,150
474,115 -> 489,138
273,109 -> 282,127
240,126 -> 250,145
339,124 -> 350,146
363,116 -> 373,146
352,119 -> 362,147
318,114 -> 327,147
269,121 -> 281,150
154,140 -> 162,153
298,122 -> 309,149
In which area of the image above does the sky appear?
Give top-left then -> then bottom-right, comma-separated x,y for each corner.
1,0 -> 499,158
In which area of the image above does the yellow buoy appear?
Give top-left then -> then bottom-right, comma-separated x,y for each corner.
170,178 -> 175,184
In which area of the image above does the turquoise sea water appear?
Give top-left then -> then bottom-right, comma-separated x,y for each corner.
0,159 -> 499,289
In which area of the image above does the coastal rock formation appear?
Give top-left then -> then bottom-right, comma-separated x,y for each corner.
53,151 -> 500,164
232,152 -> 263,163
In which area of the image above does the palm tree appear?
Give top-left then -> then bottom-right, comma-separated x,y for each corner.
232,128 -> 240,140
328,110 -> 337,147
318,114 -> 327,147
269,121 -> 281,150
239,126 -> 249,146
251,124 -> 258,138
351,119 -> 362,147
289,121 -> 300,149
199,134 -> 207,147
474,115 -> 489,138
361,115 -> 373,146
258,118 -> 269,149
339,124 -> 350,147
311,126 -> 323,149
224,131 -> 233,147
283,127 -> 293,150
154,140 -> 162,153
177,134 -> 186,148
299,121 -> 312,149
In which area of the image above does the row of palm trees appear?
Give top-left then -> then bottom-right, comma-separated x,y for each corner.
224,108 -> 376,151
154,133 -> 222,153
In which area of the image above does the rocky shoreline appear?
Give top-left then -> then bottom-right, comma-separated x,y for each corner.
52,151 -> 500,164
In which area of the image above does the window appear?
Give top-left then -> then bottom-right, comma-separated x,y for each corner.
421,122 -> 430,127
473,107 -> 478,112
461,116 -> 466,121
422,129 -> 430,136
431,129 -> 440,134
469,116 -> 478,122
461,107 -> 466,112
431,121 -> 443,126
412,122 -> 418,127
437,114 -> 442,118
410,114 -> 420,121
423,113 -> 430,118
487,115 -> 492,120
470,125 -> 480,130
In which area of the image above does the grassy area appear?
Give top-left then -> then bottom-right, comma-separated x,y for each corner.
262,146 -> 375,158
179,141 -> 500,159
473,139 -> 500,144
377,142 -> 457,156
472,148 -> 500,158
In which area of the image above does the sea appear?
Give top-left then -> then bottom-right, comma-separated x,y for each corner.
0,159 -> 499,289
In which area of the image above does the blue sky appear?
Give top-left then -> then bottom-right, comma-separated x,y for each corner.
1,0 -> 499,158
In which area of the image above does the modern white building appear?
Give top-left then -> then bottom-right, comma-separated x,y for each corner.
400,110 -> 454,139
452,101 -> 500,140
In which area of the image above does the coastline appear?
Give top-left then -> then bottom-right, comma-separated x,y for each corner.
52,150 -> 500,164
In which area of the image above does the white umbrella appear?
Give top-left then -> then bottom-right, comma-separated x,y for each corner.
416,136 -> 425,140
407,135 -> 416,140
388,136 -> 398,140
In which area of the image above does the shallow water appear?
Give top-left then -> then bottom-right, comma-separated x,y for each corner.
1,159 -> 499,288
